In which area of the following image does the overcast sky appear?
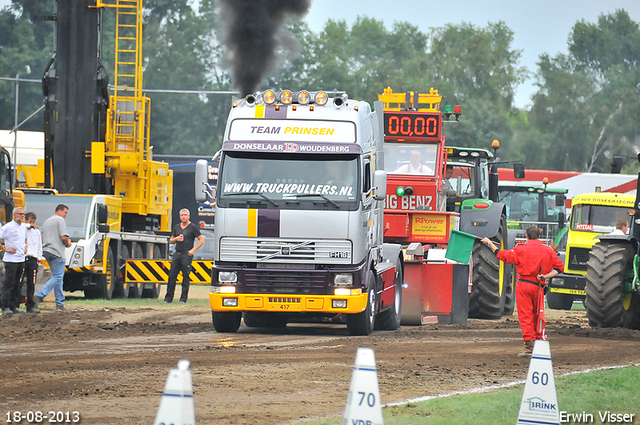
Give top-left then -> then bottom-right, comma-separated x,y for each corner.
2,0 -> 639,109
304,0 -> 640,108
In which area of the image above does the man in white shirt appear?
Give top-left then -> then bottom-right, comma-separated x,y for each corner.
0,207 -> 27,315
610,219 -> 628,235
394,150 -> 433,174
23,211 -> 43,314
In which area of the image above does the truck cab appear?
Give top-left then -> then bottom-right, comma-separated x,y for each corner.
197,90 -> 403,336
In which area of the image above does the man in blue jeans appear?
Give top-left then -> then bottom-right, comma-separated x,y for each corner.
35,204 -> 71,311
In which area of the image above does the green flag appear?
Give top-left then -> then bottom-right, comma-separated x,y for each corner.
444,230 -> 478,264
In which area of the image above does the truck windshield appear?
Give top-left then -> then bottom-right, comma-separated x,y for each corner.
499,191 -> 565,223
570,204 -> 630,233
24,194 -> 94,242
218,153 -> 359,208
385,143 -> 438,176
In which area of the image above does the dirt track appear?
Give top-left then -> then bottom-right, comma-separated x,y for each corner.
1,299 -> 639,425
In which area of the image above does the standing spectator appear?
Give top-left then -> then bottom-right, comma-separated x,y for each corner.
34,204 -> 71,311
23,211 -> 43,314
0,207 -> 27,316
164,208 -> 204,304
481,226 -> 564,358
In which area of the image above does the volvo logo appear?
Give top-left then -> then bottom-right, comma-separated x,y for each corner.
281,246 -> 291,255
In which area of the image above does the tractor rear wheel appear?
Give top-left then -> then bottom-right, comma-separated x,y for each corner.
469,215 -> 508,320
585,241 -> 639,329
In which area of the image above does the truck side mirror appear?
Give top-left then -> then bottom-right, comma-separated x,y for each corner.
556,194 -> 566,207
611,156 -> 623,173
513,162 -> 525,179
558,212 -> 565,229
195,159 -> 211,202
97,204 -> 108,224
372,170 -> 387,201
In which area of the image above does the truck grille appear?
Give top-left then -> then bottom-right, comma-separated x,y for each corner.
244,269 -> 327,294
220,237 -> 352,264
566,247 -> 590,271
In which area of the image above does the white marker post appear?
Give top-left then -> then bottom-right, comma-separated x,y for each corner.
516,340 -> 560,425
343,347 -> 384,425
153,359 -> 196,425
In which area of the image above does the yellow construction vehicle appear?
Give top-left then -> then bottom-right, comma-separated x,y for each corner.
23,0 -> 172,299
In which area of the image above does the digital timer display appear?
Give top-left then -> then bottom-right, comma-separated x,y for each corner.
383,111 -> 441,140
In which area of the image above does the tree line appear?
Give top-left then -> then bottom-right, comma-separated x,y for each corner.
0,0 -> 638,173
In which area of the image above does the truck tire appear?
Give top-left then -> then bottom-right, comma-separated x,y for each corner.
128,244 -> 144,298
375,258 -> 402,330
585,242 -> 639,329
469,215 -> 508,320
346,273 -> 376,336
142,245 -> 162,298
212,311 -> 242,333
94,249 -> 116,300
547,291 -> 573,310
114,245 -> 131,298
243,312 -> 288,328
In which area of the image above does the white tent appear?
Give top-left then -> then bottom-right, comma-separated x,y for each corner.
0,130 -> 45,166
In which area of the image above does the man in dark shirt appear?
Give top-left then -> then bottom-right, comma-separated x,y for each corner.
164,208 -> 205,304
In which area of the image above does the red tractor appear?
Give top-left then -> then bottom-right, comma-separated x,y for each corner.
379,88 -> 469,325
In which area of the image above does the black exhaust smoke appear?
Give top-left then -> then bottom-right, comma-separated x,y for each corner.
220,0 -> 311,97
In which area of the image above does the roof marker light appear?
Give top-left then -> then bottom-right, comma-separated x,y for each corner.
315,91 -> 328,106
281,90 -> 293,104
263,90 -> 276,104
298,90 -> 310,105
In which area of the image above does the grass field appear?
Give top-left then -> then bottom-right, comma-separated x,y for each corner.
300,365 -> 640,425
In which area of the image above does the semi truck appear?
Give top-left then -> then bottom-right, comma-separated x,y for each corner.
549,192 -> 634,310
195,89 -> 403,336
20,0 -> 173,299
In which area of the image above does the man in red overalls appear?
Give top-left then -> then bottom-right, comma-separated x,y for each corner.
481,226 -> 564,358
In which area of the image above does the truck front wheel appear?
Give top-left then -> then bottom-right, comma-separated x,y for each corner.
212,311 -> 242,333
93,249 -> 116,300
585,242 -> 637,328
546,291 -> 573,310
346,274 -> 376,336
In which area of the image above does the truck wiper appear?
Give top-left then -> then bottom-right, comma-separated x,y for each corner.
294,193 -> 340,209
224,192 -> 277,207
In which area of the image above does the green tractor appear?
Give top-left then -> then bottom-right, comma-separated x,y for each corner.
445,144 -> 524,319
584,170 -> 640,329
498,181 -> 568,309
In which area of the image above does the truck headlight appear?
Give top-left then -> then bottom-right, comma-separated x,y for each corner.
551,277 -> 564,286
70,247 -> 83,267
218,271 -> 238,284
211,286 -> 236,294
222,297 -> 238,307
332,299 -> 347,308
333,273 -> 353,287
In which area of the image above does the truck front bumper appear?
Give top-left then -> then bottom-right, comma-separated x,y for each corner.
210,292 -> 368,314
549,273 -> 586,298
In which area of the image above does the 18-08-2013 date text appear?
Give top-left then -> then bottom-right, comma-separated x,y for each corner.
5,411 -> 80,423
